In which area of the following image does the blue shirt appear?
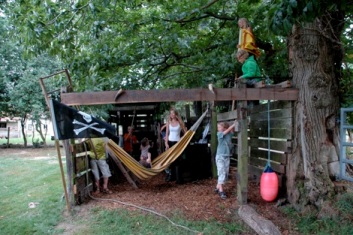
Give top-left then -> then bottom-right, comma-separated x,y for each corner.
216,132 -> 234,157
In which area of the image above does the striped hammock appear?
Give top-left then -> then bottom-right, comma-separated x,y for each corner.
106,108 -> 208,180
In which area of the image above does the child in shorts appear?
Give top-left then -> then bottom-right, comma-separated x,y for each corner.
215,122 -> 236,199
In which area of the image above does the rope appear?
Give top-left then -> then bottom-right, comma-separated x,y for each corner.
88,194 -> 202,234
266,100 -> 271,167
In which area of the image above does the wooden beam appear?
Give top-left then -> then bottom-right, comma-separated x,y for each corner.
217,110 -> 238,121
237,98 -> 249,205
60,88 -> 298,106
254,80 -> 265,88
265,80 -> 292,88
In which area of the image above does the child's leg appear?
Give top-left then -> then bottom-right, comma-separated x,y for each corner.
216,156 -> 227,192
90,160 -> 100,192
147,153 -> 151,164
225,156 -> 230,181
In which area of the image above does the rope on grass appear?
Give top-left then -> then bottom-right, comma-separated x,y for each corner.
89,194 -> 202,234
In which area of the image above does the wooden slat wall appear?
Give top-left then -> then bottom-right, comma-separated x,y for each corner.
217,101 -> 294,189
248,101 -> 293,186
71,142 -> 93,204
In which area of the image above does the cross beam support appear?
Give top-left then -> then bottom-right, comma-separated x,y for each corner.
61,88 -> 298,106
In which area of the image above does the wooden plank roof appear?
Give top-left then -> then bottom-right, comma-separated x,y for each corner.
60,88 -> 298,106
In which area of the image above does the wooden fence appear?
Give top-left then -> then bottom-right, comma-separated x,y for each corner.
217,101 -> 293,190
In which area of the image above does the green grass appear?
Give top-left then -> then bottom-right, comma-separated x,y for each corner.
66,207 -> 246,235
0,136 -> 55,146
0,151 -> 65,234
281,194 -> 353,235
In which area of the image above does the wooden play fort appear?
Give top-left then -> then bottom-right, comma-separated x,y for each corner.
40,70 -> 297,235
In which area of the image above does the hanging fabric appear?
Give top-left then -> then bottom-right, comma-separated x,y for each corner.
106,108 -> 208,180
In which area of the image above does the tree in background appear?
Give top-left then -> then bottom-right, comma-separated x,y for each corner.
4,0 -> 288,91
0,15 -> 62,146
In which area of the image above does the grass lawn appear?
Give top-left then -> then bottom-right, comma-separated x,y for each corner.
1,147 -> 353,235
0,148 -> 65,234
0,148 -> 246,235
0,137 -> 55,147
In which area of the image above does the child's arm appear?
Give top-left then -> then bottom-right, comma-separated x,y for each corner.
165,123 -> 170,149
223,122 -> 237,135
160,124 -> 166,132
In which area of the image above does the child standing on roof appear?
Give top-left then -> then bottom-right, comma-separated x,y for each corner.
139,137 -> 153,168
214,122 -> 237,199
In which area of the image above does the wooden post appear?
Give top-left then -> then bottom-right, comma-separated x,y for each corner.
237,84 -> 248,205
210,101 -> 218,178
55,140 -> 71,211
185,104 -> 190,121
107,148 -> 138,189
62,139 -> 75,208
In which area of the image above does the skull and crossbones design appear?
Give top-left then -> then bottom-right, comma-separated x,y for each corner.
73,111 -> 106,135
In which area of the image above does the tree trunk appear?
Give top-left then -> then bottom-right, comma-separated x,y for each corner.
287,14 -> 344,209
35,120 -> 47,147
21,115 -> 27,148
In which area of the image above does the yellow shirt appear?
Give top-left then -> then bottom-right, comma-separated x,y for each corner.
89,138 -> 106,160
238,28 -> 261,58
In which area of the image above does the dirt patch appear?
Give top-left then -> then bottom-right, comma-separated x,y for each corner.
86,171 -> 298,235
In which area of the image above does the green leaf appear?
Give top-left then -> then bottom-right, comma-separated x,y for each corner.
289,0 -> 298,8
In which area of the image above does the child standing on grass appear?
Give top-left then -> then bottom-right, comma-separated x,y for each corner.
215,121 -> 237,199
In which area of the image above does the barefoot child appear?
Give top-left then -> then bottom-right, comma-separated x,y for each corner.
215,121 -> 237,199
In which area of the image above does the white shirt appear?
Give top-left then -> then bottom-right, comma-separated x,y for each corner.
168,123 -> 181,142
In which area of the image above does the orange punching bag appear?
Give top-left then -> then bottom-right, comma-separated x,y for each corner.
260,164 -> 278,202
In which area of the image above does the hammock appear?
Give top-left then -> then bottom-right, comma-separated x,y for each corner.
106,108 -> 208,180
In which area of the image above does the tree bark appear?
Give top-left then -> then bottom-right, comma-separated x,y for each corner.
287,14 -> 344,209
238,205 -> 281,235
35,120 -> 47,147
21,115 -> 27,148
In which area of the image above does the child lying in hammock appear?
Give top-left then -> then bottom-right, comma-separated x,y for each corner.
139,137 -> 153,168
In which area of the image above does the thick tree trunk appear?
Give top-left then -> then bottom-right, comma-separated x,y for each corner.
287,15 -> 343,209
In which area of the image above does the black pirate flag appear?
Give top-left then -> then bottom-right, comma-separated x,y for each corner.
49,99 -> 118,142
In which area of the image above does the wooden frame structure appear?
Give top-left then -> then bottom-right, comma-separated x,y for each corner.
59,86 -> 298,206
38,69 -> 299,208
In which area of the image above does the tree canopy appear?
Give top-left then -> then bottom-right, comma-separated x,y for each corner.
3,1 -> 287,91
3,0 -> 351,105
